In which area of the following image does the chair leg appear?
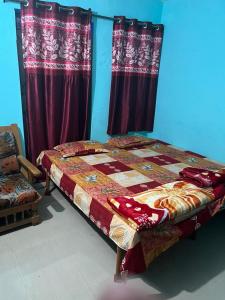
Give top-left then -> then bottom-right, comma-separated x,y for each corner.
32,215 -> 41,225
114,246 -> 126,282
31,202 -> 41,225
45,174 -> 51,195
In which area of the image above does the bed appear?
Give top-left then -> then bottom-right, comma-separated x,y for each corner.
37,139 -> 225,279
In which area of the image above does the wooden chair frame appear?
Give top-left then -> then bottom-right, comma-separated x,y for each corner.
0,124 -> 42,181
0,124 -> 42,233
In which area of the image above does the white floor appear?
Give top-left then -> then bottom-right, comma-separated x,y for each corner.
1,186 -> 225,300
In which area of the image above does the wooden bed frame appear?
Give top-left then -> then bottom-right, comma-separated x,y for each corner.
45,174 -> 126,280
0,124 -> 42,233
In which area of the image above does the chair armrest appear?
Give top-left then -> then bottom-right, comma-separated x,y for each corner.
17,155 -> 42,178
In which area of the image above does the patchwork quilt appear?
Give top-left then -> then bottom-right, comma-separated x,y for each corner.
37,140 -> 225,274
108,180 -> 220,231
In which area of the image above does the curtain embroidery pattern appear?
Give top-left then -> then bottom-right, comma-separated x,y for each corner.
112,30 -> 162,75
21,13 -> 91,71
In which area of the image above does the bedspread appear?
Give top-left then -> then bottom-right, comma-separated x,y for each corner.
37,140 -> 225,274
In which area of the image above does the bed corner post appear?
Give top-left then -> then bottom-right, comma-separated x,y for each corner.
114,246 -> 127,282
44,173 -> 51,195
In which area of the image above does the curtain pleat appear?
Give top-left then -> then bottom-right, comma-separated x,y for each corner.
107,17 -> 164,135
16,1 -> 92,163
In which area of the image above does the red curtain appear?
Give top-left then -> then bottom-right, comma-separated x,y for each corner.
107,17 -> 164,135
19,1 -> 92,163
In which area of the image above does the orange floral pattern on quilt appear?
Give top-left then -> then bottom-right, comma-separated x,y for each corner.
130,181 -> 214,220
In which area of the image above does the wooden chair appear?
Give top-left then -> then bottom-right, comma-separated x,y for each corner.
0,124 -> 42,233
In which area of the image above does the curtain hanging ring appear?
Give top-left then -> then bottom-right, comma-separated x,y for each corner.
143,23 -> 147,29
116,18 -> 122,24
130,21 -> 134,26
36,2 -> 52,10
59,6 -> 74,15
23,0 -> 29,7
69,8 -> 74,15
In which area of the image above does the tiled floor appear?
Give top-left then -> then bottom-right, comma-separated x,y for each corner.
1,186 -> 225,300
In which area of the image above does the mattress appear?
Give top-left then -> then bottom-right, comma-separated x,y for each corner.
37,139 -> 225,274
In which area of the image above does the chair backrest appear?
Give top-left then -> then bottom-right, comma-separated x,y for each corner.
0,124 -> 23,156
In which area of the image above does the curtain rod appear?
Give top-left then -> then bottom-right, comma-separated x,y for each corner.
4,0 -> 113,18
4,0 -> 160,27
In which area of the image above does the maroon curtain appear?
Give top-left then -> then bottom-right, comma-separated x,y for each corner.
19,1 -> 92,163
107,17 -> 164,135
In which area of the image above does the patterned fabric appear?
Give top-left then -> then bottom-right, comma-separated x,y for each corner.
0,155 -> 20,176
128,181 -> 214,220
107,18 -> 164,135
112,18 -> 163,75
108,196 -> 168,231
0,131 -> 19,175
179,167 -> 225,187
0,131 -> 17,158
54,141 -> 109,158
21,3 -> 91,72
107,135 -> 155,149
37,139 -> 225,274
212,184 -> 225,200
0,174 -> 38,210
123,198 -> 225,274
18,4 -> 92,164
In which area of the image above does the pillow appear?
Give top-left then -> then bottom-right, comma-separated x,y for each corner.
0,131 -> 17,159
0,131 -> 19,175
54,140 -> 109,158
107,135 -> 155,149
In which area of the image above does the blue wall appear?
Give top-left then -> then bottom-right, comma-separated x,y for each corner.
0,0 -> 163,142
150,0 -> 225,163
0,2 -> 24,132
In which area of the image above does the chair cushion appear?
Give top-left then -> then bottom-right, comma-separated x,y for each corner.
0,131 -> 19,175
0,174 -> 38,210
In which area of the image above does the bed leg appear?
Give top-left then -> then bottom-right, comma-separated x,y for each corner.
114,246 -> 126,282
45,174 -> 51,195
